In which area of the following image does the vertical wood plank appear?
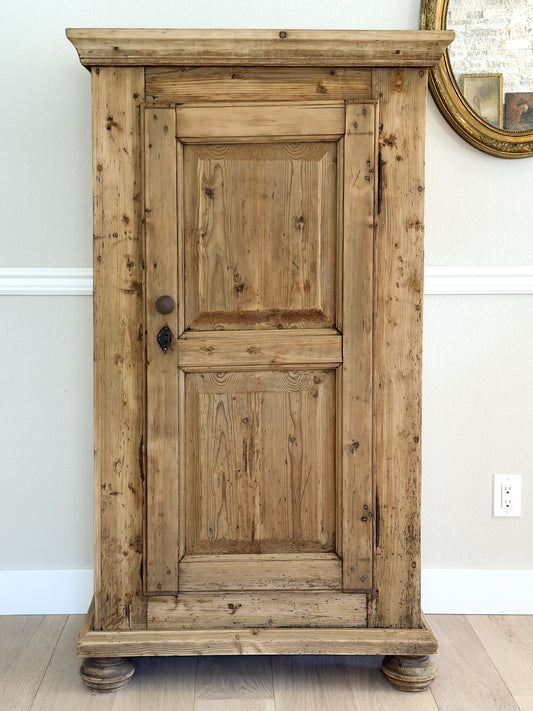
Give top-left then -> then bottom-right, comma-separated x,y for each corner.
92,66 -> 146,630
341,101 -> 377,592
370,68 -> 427,628
144,107 -> 179,594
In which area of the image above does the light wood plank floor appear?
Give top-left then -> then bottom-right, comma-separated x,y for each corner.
0,615 -> 531,710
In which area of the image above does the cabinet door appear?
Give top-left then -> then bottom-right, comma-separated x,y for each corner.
144,100 -> 377,618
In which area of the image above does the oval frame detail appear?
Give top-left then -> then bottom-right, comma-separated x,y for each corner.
420,0 -> 533,158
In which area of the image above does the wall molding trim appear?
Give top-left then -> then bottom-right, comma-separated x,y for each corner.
1,266 -> 533,297
0,568 -> 531,615
0,268 -> 93,295
424,266 -> 533,295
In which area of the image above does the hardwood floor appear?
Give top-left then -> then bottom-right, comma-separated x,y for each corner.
0,615 -> 531,710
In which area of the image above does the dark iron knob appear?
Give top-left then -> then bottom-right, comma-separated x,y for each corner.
155,295 -> 175,314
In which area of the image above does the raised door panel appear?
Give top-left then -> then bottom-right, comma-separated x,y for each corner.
183,142 -> 337,331
185,370 -> 336,555
144,101 -> 377,613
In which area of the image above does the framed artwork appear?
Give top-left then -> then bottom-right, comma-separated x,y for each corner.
460,73 -> 503,128
505,93 -> 533,132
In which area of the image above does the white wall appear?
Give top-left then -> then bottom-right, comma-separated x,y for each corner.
1,0 -> 532,614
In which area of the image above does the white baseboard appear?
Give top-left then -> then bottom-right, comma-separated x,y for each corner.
1,568 -> 531,615
421,569 -> 533,615
0,570 -> 94,615
1,266 -> 533,296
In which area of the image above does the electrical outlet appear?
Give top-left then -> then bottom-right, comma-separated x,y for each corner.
493,474 -> 521,517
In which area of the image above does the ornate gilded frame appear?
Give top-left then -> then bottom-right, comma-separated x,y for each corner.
421,0 -> 533,158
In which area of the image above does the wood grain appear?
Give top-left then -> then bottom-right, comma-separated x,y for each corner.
429,615 -> 520,710
369,67 -> 427,629
147,591 -> 366,629
183,139 -> 337,331
178,554 -> 341,592
467,615 -> 533,698
272,655 -> 439,711
91,66 -> 146,630
185,371 -> 336,557
77,621 -> 438,658
146,66 -> 371,104
0,616 -> 67,711
66,29 -> 455,68
177,332 -> 342,369
177,102 -> 344,139
144,106 -> 179,595
340,101 -> 377,592
196,656 -> 273,699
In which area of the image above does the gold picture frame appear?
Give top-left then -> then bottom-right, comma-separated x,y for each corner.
420,0 -> 533,159
461,73 -> 503,129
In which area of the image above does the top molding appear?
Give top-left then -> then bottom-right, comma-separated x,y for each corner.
66,29 -> 454,69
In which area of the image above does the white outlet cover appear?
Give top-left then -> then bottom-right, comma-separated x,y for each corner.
493,474 -> 522,517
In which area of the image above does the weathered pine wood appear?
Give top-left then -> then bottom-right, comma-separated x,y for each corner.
144,106 -> 180,595
178,554 -> 341,592
77,616 -> 438,658
182,137 -> 337,331
92,67 -> 146,630
146,66 -> 372,104
177,102 -> 344,139
66,29 -> 455,68
184,371 -> 336,558
340,101 -> 377,592
369,67 -> 427,630
147,591 -> 367,629
177,331 -> 342,369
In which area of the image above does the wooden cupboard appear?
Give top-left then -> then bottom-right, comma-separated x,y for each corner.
66,28 -> 453,693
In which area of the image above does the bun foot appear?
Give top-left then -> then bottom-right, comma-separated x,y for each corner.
80,657 -> 135,692
382,654 -> 437,692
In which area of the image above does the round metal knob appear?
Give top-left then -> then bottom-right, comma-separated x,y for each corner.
155,295 -> 175,314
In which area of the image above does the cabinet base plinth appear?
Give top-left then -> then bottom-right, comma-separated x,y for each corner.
80,657 -> 135,693
381,654 -> 437,692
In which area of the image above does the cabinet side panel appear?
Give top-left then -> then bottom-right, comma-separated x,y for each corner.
370,68 -> 427,629
92,67 -> 146,630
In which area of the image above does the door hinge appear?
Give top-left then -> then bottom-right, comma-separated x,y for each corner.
377,151 -> 383,215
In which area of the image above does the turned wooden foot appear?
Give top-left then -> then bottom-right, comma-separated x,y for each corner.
80,657 -> 135,692
382,654 -> 437,692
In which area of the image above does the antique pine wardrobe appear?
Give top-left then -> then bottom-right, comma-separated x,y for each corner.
67,29 -> 453,693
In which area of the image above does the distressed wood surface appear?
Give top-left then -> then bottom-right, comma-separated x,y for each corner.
182,137 -> 337,331
340,101 -> 377,593
369,67 -> 427,630
144,106 -> 179,595
178,554 -> 342,592
66,29 -> 454,68
185,371 -> 336,558
77,614 -> 438,658
147,592 -> 366,629
177,102 -> 344,139
177,332 -> 342,369
146,66 -> 372,104
92,66 -> 146,630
